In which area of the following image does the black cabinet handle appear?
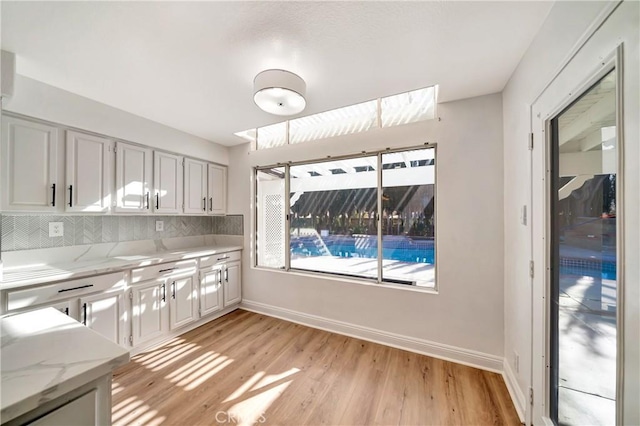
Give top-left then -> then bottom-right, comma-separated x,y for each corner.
225,268 -> 229,283
58,284 -> 93,293
146,192 -> 150,209
68,185 -> 73,207
171,281 -> 176,299
82,303 -> 87,326
218,271 -> 222,286
209,197 -> 213,211
51,184 -> 56,206
155,193 -> 159,210
161,283 -> 166,302
217,255 -> 230,261
202,197 -> 206,211
64,307 -> 69,316
159,267 -> 177,273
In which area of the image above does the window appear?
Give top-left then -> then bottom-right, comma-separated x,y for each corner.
236,86 -> 437,149
255,146 -> 436,288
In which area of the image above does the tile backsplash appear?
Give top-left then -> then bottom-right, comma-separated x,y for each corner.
0,214 -> 243,252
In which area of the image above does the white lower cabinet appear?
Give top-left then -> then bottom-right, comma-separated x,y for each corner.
131,280 -> 167,347
169,275 -> 198,330
223,261 -> 242,307
78,291 -> 124,345
1,273 -> 126,346
130,260 -> 200,348
47,299 -> 73,317
29,389 -> 97,426
1,251 -> 242,353
200,266 -> 223,317
199,251 -> 242,318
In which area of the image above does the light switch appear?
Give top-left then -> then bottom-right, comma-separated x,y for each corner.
156,221 -> 164,232
49,222 -> 64,237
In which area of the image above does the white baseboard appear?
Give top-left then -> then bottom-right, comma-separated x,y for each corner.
240,299 -> 503,373
503,358 -> 526,423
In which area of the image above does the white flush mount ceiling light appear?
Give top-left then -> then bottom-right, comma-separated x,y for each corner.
253,69 -> 306,116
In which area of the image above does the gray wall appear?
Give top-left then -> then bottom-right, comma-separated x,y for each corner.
228,93 -> 506,363
0,214 -> 243,252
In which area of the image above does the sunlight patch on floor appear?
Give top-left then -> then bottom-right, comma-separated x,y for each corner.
223,372 -> 266,403
228,380 -> 295,426
184,357 -> 234,391
111,384 -> 166,426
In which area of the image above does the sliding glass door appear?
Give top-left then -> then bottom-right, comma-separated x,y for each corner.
550,69 -> 618,425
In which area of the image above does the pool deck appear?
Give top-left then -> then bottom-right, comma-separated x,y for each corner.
290,256 -> 435,288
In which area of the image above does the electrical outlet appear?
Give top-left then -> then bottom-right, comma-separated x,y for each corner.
155,221 -> 164,232
49,222 -> 64,237
514,351 -> 520,373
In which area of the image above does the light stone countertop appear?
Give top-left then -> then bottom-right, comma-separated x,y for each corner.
0,307 -> 130,423
0,244 -> 243,290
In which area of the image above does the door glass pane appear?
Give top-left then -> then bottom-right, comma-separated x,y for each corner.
381,148 -> 436,287
552,70 -> 617,425
256,167 -> 286,269
289,156 -> 378,280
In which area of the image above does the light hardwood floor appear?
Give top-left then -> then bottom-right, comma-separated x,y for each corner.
112,310 -> 520,425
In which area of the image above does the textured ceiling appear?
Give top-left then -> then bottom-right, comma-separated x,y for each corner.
1,1 -> 553,146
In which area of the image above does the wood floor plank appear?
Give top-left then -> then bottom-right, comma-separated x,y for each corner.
112,310 -> 521,426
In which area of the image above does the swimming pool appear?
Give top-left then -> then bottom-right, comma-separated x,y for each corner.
290,235 -> 436,264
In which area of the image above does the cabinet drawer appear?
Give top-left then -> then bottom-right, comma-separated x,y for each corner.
131,259 -> 197,283
7,272 -> 125,312
200,251 -> 241,268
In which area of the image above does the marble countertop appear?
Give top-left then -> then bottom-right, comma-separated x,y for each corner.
0,244 -> 243,290
1,307 -> 130,423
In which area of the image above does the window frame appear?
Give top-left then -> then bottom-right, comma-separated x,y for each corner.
254,143 -> 438,291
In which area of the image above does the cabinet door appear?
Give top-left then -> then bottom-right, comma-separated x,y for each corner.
78,292 -> 123,345
169,275 -> 198,330
200,267 -> 223,317
207,164 -> 227,215
115,142 -> 152,213
153,151 -> 183,214
29,388 -> 97,426
183,158 -> 207,214
131,280 -> 166,346
49,300 -> 74,318
66,131 -> 111,213
223,261 -> 242,306
1,116 -> 60,212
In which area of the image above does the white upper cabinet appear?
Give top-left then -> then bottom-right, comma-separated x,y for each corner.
1,116 -> 61,212
207,163 -> 227,215
153,151 -> 183,214
183,158 -> 207,215
65,131 -> 111,213
115,142 -> 152,213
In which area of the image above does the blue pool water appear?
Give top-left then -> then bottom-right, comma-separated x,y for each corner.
290,235 -> 617,277
560,265 -> 616,280
290,235 -> 435,264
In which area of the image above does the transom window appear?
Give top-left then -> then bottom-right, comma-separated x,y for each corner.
255,146 -> 436,288
237,86 -> 437,150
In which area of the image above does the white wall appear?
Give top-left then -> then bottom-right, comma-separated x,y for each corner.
2,75 -> 228,164
228,93 -> 506,369
503,0 -> 639,423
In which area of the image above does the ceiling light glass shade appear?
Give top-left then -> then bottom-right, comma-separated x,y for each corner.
253,69 -> 306,116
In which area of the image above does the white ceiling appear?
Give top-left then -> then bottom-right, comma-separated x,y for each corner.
1,1 -> 553,146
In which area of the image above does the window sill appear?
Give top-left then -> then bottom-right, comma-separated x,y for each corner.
251,265 -> 438,295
